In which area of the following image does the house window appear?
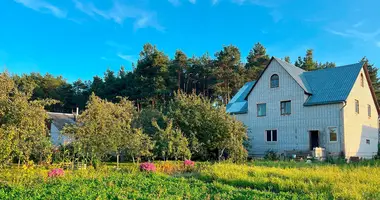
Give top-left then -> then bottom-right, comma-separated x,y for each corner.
270,74 -> 279,88
329,127 -> 338,142
360,73 -> 364,87
368,105 -> 371,117
366,139 -> 370,145
257,103 -> 266,117
266,130 -> 277,142
280,101 -> 291,115
355,100 -> 359,114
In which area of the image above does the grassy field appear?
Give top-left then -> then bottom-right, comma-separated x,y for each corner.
1,160 -> 380,199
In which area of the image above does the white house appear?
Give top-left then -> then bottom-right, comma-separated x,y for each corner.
227,57 -> 379,159
47,112 -> 76,146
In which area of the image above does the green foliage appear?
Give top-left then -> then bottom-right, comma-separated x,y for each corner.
0,72 -> 56,166
152,120 -> 191,161
214,45 -> 244,103
245,42 -> 270,81
2,161 -> 380,199
168,92 -> 248,162
133,107 -> 166,137
63,93 -> 153,165
264,150 -> 279,161
294,49 -> 336,71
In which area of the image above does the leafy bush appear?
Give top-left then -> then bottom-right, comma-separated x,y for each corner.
139,162 -> 156,172
264,150 -> 279,161
168,92 -> 248,162
48,168 -> 64,178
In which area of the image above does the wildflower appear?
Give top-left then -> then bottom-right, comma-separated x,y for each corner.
48,168 -> 64,178
184,160 -> 195,167
140,162 -> 156,172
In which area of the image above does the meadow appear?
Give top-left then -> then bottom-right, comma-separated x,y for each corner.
1,160 -> 380,200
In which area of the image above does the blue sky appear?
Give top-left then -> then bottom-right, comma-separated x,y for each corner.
1,0 -> 380,82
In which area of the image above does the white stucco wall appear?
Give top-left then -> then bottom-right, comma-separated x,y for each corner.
344,68 -> 379,158
241,60 -> 343,156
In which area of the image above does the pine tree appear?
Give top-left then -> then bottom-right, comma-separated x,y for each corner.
245,42 -> 270,80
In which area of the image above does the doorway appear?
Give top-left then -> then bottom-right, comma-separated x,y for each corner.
309,131 -> 319,150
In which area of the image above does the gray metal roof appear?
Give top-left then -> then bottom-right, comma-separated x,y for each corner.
228,57 -> 369,114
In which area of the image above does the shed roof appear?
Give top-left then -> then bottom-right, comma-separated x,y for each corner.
226,81 -> 255,114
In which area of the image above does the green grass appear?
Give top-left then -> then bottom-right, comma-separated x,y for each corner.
1,160 -> 380,199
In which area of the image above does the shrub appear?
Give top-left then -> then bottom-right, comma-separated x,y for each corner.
264,150 -> 279,161
140,162 -> 156,172
48,168 -> 64,178
184,160 -> 195,167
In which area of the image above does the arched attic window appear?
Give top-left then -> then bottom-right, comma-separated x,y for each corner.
360,73 -> 364,87
270,74 -> 279,88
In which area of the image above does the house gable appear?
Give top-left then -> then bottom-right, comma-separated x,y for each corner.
343,66 -> 379,158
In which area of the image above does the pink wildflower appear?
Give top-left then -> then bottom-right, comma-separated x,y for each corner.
184,160 -> 195,167
140,162 -> 156,172
48,168 -> 64,178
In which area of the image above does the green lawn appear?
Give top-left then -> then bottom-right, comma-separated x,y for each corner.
1,160 -> 380,199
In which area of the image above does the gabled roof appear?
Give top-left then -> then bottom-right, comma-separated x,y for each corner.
275,58 -> 312,94
47,112 -> 75,131
230,56 -> 380,115
226,81 -> 255,114
303,63 -> 363,106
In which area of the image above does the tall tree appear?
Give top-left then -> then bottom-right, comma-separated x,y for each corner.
245,43 -> 270,81
214,45 -> 243,103
134,43 -> 170,107
0,72 -> 55,166
284,56 -> 291,63
302,49 -> 317,71
169,50 -> 188,93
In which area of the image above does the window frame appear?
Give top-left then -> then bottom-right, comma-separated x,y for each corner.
257,103 -> 267,117
265,130 -> 278,143
355,99 -> 359,114
270,74 -> 279,88
360,73 -> 364,87
280,100 -> 291,115
328,127 -> 338,143
366,139 -> 371,145
368,104 -> 371,118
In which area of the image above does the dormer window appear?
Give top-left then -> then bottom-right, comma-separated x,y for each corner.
360,73 -> 364,87
270,74 -> 279,88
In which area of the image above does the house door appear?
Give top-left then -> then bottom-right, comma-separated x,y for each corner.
309,131 -> 319,150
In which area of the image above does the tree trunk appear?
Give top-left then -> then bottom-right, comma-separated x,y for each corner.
218,148 -> 226,161
116,153 -> 120,169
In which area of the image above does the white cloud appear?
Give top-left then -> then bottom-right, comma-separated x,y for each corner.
327,28 -> 380,41
353,21 -> 364,28
212,0 -> 219,5
231,0 -> 276,7
14,0 -> 67,18
327,28 -> 380,48
168,0 -> 197,6
117,53 -> 136,63
73,0 -> 164,31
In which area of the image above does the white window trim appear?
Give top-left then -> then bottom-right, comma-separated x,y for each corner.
366,139 -> 371,145
270,74 -> 280,88
265,129 -> 278,143
257,103 -> 267,117
355,99 -> 359,114
280,100 -> 292,116
327,126 -> 338,143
